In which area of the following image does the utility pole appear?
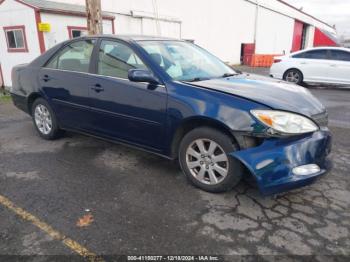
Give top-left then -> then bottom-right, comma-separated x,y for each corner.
86,0 -> 102,35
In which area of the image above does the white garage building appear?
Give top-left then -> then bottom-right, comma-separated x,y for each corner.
0,0 -> 114,87
0,0 -> 337,87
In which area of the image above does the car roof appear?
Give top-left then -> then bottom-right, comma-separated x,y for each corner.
79,34 -> 183,43
292,46 -> 350,54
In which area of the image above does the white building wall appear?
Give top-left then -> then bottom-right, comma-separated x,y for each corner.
102,19 -> 113,35
56,0 -> 181,39
255,7 -> 294,55
56,0 -> 255,62
141,18 -> 158,36
49,0 -> 337,63
257,0 -> 336,34
161,0 -> 256,63
0,0 -> 41,87
102,0 -> 255,62
105,0 -> 155,15
158,20 -> 181,38
96,0 -> 256,63
40,13 -> 113,49
114,14 -> 142,34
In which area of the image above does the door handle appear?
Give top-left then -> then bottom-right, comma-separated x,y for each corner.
330,64 -> 337,67
300,62 -> 307,65
91,84 -> 104,92
42,75 -> 51,82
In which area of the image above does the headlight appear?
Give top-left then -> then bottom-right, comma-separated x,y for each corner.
251,110 -> 318,134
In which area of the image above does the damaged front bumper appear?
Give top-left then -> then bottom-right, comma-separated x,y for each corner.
231,130 -> 332,195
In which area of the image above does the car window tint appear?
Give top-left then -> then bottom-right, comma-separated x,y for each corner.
329,50 -> 350,61
46,39 -> 95,73
97,40 -> 146,79
294,50 -> 328,60
292,52 -> 307,58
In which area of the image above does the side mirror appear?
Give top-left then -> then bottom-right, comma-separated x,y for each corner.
128,69 -> 159,84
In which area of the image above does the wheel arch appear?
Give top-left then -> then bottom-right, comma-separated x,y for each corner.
27,92 -> 42,115
170,116 -> 239,159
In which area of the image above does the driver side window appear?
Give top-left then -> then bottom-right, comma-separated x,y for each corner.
97,40 -> 146,79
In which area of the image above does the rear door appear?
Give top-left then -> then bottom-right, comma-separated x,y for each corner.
88,39 -> 167,150
292,49 -> 330,83
40,39 -> 96,130
328,50 -> 350,84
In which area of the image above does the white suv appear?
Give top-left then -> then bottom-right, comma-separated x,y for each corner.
270,47 -> 350,85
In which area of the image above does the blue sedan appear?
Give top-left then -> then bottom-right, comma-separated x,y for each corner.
10,35 -> 332,195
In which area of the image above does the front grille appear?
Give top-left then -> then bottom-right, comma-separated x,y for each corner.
311,111 -> 328,127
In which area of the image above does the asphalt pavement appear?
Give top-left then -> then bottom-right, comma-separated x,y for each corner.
0,76 -> 349,261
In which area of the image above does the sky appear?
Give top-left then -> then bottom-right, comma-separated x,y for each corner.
284,0 -> 350,39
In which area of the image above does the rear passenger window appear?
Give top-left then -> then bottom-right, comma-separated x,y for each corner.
329,50 -> 350,61
46,39 -> 95,73
293,50 -> 328,60
292,52 -> 306,58
97,40 -> 146,79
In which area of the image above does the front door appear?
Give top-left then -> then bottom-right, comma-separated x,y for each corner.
89,39 -> 167,151
293,49 -> 330,83
40,39 -> 96,130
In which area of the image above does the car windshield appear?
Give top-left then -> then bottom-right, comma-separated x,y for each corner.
138,40 -> 237,82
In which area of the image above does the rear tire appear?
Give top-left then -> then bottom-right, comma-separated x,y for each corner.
31,98 -> 63,140
283,69 -> 303,85
178,127 -> 243,193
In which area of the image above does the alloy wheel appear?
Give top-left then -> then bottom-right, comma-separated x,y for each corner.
34,104 -> 52,135
285,70 -> 300,83
185,139 -> 229,185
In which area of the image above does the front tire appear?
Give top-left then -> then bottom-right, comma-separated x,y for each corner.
178,127 -> 243,193
31,98 -> 62,140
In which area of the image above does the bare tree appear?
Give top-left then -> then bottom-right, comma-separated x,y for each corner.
86,0 -> 102,35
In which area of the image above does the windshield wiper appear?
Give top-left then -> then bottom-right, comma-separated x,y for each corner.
185,77 -> 209,82
221,73 -> 239,78
184,73 -> 240,82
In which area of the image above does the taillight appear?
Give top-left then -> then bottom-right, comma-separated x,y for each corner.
274,59 -> 282,63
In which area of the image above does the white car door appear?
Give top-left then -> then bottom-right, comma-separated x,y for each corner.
328,50 -> 350,84
291,49 -> 330,83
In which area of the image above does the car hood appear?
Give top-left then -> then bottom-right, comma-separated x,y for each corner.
188,73 -> 326,117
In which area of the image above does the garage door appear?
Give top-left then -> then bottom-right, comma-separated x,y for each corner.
291,20 -> 304,52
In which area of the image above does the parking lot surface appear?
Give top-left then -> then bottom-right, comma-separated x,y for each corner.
0,83 -> 350,260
